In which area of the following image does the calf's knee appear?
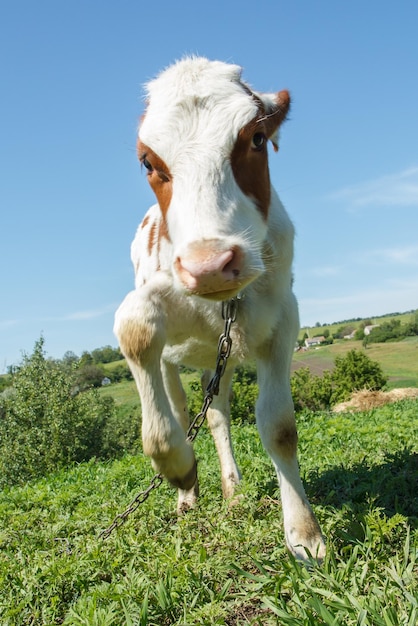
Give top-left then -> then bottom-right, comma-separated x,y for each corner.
114,295 -> 165,363
116,318 -> 162,362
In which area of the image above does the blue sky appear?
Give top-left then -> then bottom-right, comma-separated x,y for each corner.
1,1 -> 418,371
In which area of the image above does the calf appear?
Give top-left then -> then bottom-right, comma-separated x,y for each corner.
114,57 -> 325,560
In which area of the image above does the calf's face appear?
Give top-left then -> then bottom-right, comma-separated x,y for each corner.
138,59 -> 290,300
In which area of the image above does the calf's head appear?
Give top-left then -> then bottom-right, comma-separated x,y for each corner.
138,57 -> 290,300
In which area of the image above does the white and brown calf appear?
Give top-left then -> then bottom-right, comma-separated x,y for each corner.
114,57 -> 325,561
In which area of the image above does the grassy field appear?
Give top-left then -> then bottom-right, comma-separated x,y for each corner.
1,399 -> 417,624
292,336 -> 418,388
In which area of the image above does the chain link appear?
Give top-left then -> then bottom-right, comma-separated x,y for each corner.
99,296 -> 239,540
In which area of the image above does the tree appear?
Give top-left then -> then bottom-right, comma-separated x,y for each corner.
91,345 -> 123,364
62,350 -> 79,365
334,324 -> 356,339
79,351 -> 93,367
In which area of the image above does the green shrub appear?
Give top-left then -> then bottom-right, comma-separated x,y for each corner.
231,378 -> 258,424
74,363 -> 106,390
184,366 -> 259,426
291,367 -> 333,413
106,361 -> 133,382
100,403 -> 141,457
230,365 -> 258,424
330,349 -> 387,404
291,350 -> 387,412
186,378 -> 205,419
364,314 -> 418,344
0,338 -> 115,488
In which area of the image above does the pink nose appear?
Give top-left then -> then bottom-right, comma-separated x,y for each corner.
175,241 -> 244,296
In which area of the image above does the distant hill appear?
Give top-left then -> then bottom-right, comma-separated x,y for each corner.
298,308 -> 418,341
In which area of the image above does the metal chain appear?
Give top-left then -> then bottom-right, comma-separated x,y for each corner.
99,297 -> 239,540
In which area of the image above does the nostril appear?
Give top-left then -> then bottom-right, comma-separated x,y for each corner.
224,258 -> 240,277
222,248 -> 243,279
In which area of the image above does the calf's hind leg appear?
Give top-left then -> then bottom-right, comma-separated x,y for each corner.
256,339 -> 326,561
203,368 -> 242,500
114,289 -> 197,491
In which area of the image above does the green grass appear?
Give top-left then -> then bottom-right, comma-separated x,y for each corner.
100,379 -> 140,411
1,400 -> 417,624
99,371 -> 203,415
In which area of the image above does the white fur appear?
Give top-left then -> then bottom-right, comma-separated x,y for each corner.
115,57 -> 325,561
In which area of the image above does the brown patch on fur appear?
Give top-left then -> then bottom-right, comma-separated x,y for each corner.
117,319 -> 157,362
222,473 -> 239,499
230,118 -> 271,219
147,220 -> 157,256
157,214 -> 170,245
274,424 -> 298,458
230,92 -> 289,220
141,214 -> 150,229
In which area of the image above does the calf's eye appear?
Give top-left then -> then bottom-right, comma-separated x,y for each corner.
142,157 -> 154,172
251,132 -> 266,150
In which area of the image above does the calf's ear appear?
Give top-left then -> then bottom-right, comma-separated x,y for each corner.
257,90 -> 291,152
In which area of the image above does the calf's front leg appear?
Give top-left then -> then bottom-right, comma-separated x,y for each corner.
114,289 -> 197,491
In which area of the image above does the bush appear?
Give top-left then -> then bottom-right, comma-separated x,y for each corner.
330,349 -> 387,404
291,350 -> 387,412
184,351 -> 386,423
0,374 -> 12,393
291,367 -> 333,413
100,403 -> 141,457
364,314 -> 418,345
74,363 -> 106,390
0,338 -> 115,488
231,381 -> 258,425
108,362 -> 134,383
184,366 -> 259,426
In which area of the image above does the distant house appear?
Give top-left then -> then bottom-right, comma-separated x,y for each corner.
305,336 -> 325,348
364,325 -> 380,336
344,330 -> 356,339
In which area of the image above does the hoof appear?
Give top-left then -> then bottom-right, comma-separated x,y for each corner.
284,505 -> 326,564
286,530 -> 326,563
177,478 -> 199,515
227,493 -> 244,509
